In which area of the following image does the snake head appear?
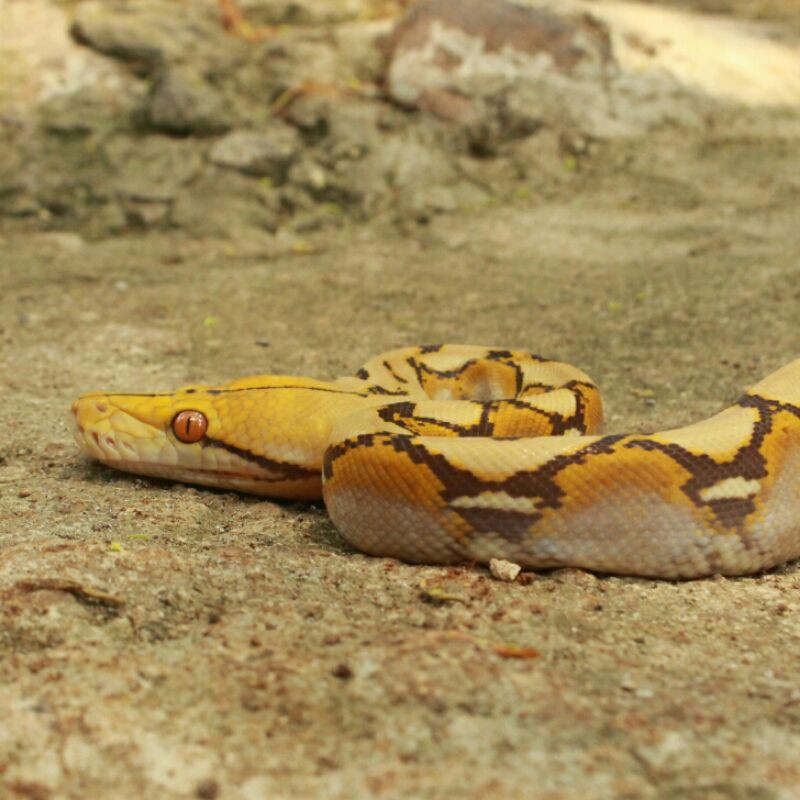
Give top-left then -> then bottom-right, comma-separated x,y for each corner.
70,377 -> 329,499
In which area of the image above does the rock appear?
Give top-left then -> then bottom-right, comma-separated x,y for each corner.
236,0 -> 370,26
121,198 -> 171,228
323,101 -> 384,161
287,157 -> 331,197
383,0 -> 800,142
85,201 -> 128,237
147,67 -> 234,135
70,1 -> 224,73
172,169 -> 280,237
384,0 -> 609,86
489,558 -> 522,582
314,128 -> 460,213
0,158 -> 28,219
104,135 -> 203,203
320,132 -> 440,211
399,185 -> 457,222
0,190 -> 42,218
254,37 -> 345,101
383,134 -> 458,189
507,128 -> 572,180
334,20 -> 393,84
40,85 -> 144,137
280,94 -> 332,134
383,0 -> 614,143
209,124 -> 302,181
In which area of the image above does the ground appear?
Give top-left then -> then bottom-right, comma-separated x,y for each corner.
2,1 -> 800,799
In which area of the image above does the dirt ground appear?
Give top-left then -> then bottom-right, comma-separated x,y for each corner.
3,2 -> 800,799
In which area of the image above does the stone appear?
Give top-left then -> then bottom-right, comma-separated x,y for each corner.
172,170 -> 280,237
254,38 -> 344,100
280,94 -> 332,134
70,1 -> 224,73
236,0 -> 370,26
323,101 -> 383,161
40,85 -> 144,137
147,67 -> 234,135
489,558 -> 522,582
104,135 -> 203,202
334,20 -> 393,84
382,0 -> 800,141
399,184 -> 457,222
121,197 -> 171,228
384,0 -> 610,83
383,134 -> 458,189
85,202 -> 128,237
287,157 -> 330,197
0,190 -> 42,218
208,124 -> 302,181
382,0 -> 616,141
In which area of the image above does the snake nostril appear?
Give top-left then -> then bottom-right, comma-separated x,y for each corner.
95,402 -> 108,413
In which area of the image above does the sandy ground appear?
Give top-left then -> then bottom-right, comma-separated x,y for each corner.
3,3 -> 800,800
3,127 -> 800,799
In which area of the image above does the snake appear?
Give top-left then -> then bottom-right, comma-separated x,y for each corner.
71,345 -> 800,579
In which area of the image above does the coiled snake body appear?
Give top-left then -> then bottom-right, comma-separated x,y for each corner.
72,345 -> 800,578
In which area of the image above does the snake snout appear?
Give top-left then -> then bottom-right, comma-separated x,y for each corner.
71,394 -> 149,464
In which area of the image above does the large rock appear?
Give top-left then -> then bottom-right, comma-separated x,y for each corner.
172,169 -> 280,236
383,0 -> 615,144
383,0 -> 800,142
147,67 -> 234,135
208,124 -> 302,181
70,1 -> 233,73
101,135 -> 204,228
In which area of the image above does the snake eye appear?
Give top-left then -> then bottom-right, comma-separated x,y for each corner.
172,410 -> 208,443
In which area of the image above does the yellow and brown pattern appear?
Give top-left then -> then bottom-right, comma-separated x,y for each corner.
72,346 -> 800,578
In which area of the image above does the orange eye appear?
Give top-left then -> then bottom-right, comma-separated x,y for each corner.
172,410 -> 208,443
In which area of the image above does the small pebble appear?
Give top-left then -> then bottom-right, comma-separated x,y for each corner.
331,663 -> 353,680
489,558 -> 522,582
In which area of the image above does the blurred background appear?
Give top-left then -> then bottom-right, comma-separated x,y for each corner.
2,0 -> 799,241
2,2 -> 800,798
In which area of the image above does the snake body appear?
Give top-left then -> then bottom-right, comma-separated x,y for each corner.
72,345 -> 800,578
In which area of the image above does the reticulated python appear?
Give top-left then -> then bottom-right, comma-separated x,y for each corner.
72,345 -> 800,579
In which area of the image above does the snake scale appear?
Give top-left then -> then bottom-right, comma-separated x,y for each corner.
72,345 -> 800,579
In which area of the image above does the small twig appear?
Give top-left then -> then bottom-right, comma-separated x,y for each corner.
442,630 -> 540,660
12,578 -> 125,608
